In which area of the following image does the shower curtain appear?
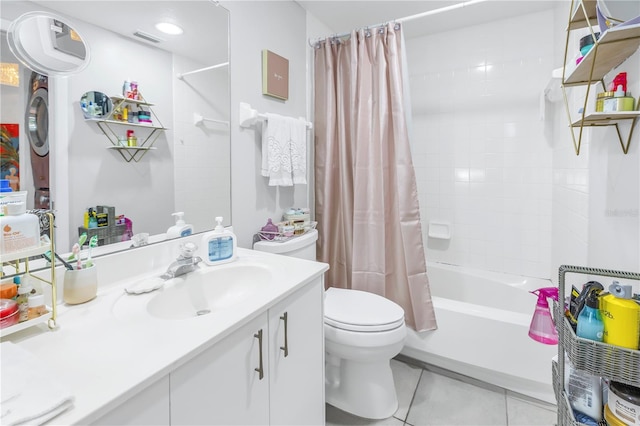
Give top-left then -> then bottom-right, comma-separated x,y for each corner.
314,23 -> 437,331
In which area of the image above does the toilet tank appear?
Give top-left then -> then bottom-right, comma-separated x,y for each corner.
253,229 -> 318,261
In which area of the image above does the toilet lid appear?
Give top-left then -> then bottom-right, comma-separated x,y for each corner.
324,288 -> 405,332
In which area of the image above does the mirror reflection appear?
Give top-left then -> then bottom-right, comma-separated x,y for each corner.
8,11 -> 90,76
80,91 -> 112,119
0,1 -> 231,255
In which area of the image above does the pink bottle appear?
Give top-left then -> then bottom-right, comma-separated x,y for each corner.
528,287 -> 559,345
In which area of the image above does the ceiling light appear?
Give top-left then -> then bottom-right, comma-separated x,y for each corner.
155,22 -> 183,35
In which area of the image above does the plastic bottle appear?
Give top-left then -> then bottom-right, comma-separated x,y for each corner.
0,201 -> 41,254
15,276 -> 32,322
576,290 -> 604,342
166,212 -> 193,239
600,281 -> 640,350
528,287 -> 559,345
564,354 -> 603,422
200,216 -> 237,265
126,130 -> 137,147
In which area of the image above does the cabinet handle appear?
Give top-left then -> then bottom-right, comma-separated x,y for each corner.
254,329 -> 264,380
280,312 -> 289,357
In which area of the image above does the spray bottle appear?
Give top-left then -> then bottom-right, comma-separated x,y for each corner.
528,287 -> 559,345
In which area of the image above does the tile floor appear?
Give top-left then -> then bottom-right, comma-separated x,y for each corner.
326,357 -> 558,426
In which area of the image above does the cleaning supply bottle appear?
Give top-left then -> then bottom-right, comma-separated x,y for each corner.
576,289 -> 604,342
600,281 -> 640,350
166,212 -> 193,239
200,216 -> 237,265
528,287 -> 559,345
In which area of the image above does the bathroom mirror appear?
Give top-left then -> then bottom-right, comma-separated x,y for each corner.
1,0 -> 230,256
80,91 -> 112,119
7,11 -> 90,76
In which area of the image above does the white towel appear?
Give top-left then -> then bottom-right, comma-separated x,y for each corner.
1,342 -> 74,425
261,113 -> 308,186
262,113 -> 293,186
289,118 -> 308,185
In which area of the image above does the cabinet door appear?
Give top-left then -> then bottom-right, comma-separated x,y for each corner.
170,312 -> 270,425
268,278 -> 325,425
92,375 -> 170,426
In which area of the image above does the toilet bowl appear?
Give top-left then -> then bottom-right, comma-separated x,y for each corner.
324,287 -> 406,419
253,229 -> 407,419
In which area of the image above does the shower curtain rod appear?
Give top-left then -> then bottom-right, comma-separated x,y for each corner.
308,0 -> 488,46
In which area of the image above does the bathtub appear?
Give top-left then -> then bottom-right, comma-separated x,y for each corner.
400,262 -> 558,404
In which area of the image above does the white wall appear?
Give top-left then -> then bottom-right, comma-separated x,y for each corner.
406,9 -> 556,279
403,1 -> 640,281
224,1 -> 310,249
61,20 -> 176,251
173,55 -> 231,233
550,2 -> 640,280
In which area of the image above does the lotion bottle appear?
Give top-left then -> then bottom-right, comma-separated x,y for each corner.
201,216 -> 237,265
576,290 -> 604,342
166,212 -> 193,239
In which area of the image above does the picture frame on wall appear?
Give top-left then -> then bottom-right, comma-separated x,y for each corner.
262,50 -> 289,100
1,123 -> 20,191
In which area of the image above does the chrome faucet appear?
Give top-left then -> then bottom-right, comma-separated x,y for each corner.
162,242 -> 202,279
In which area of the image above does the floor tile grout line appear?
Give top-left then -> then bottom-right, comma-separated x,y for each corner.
403,368 -> 424,424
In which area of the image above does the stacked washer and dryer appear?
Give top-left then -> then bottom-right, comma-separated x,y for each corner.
254,229 -> 407,420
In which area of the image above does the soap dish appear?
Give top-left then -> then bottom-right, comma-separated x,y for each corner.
124,277 -> 166,295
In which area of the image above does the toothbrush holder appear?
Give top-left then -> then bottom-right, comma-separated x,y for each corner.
63,264 -> 98,305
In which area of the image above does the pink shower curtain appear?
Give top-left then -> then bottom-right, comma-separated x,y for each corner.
314,23 -> 437,331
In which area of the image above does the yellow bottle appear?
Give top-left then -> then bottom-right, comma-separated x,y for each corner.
600,282 -> 640,350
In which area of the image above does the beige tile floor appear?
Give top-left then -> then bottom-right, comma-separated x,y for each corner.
326,358 -> 558,426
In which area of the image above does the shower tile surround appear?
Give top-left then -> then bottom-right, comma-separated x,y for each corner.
405,10 -> 556,279
326,358 -> 557,426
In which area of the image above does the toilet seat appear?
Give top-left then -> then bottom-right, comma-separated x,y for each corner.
324,288 -> 405,332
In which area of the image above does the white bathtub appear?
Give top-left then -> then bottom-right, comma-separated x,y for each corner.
400,262 -> 558,404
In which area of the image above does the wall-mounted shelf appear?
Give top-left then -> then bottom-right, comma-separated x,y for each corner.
85,92 -> 168,162
564,24 -> 640,86
560,0 -> 640,155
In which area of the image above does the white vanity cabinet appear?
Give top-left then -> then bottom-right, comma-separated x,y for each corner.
170,277 -> 324,425
92,376 -> 171,426
268,280 -> 324,424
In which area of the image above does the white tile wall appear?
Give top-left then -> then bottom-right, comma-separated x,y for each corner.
406,10 -> 556,278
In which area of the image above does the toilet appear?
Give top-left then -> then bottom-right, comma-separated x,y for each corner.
253,229 -> 407,420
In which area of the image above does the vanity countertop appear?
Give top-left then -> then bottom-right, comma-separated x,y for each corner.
1,246 -> 328,425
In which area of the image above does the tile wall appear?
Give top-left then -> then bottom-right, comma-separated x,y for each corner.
405,10 -> 557,279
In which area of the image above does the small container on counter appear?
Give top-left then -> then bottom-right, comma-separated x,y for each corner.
596,91 -> 613,112
27,294 -> 48,320
608,381 -> 640,426
0,299 -> 19,329
0,281 -> 17,299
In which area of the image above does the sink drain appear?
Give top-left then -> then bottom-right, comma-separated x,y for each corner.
196,309 -> 211,316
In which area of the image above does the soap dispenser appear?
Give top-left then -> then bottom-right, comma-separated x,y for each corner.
200,216 -> 237,265
166,212 -> 193,239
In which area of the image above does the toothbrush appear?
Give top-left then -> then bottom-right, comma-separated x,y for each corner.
43,250 -> 74,270
68,233 -> 88,262
72,243 -> 82,270
78,232 -> 88,247
86,235 -> 98,268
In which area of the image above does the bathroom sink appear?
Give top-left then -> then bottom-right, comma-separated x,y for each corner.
147,264 -> 272,320
111,262 -> 275,322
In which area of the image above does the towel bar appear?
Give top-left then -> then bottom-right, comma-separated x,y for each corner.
239,102 -> 312,129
